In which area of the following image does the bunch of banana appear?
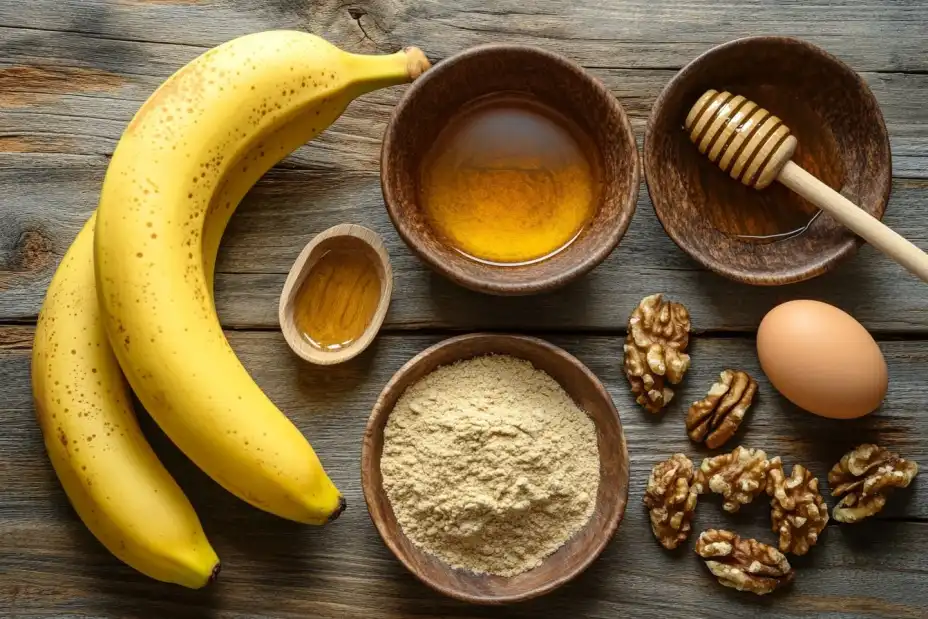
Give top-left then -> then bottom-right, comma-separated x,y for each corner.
31,31 -> 430,585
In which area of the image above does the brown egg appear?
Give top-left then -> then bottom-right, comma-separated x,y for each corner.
757,300 -> 887,419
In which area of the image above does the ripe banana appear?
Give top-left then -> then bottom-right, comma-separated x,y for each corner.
94,31 -> 430,524
32,214 -> 219,588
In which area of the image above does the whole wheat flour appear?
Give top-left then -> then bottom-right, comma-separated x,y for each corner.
380,354 -> 600,576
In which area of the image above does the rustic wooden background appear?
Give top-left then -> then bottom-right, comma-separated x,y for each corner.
2,1 -> 927,618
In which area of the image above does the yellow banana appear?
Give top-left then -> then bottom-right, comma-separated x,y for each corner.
94,31 -> 430,524
32,214 -> 219,588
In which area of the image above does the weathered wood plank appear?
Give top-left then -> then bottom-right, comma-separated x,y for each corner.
1,29 -> 926,176
4,163 -> 928,332
1,327 -> 925,618
1,0 -> 926,73
2,1 -> 927,617
1,518 -> 925,619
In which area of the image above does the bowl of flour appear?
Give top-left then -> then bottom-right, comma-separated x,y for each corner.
361,333 -> 629,604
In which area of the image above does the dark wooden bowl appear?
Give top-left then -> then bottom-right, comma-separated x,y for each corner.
381,44 -> 639,296
361,333 -> 629,604
644,36 -> 892,285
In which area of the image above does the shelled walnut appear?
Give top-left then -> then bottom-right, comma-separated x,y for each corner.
623,294 -> 691,413
694,446 -> 770,513
828,444 -> 919,523
643,454 -> 699,549
695,529 -> 795,595
686,370 -> 757,449
766,458 -> 829,555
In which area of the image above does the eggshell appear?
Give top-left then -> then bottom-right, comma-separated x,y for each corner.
757,300 -> 887,419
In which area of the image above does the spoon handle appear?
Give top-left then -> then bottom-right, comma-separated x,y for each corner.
777,160 -> 928,283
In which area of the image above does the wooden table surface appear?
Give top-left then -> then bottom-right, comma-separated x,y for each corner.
2,1 -> 927,618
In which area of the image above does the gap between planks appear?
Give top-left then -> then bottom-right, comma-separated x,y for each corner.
2,22 -> 928,78
9,321 -> 928,342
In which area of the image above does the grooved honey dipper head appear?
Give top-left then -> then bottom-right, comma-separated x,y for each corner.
685,89 -> 798,190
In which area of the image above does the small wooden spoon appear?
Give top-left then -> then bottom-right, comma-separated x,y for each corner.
278,224 -> 393,366
686,89 -> 928,283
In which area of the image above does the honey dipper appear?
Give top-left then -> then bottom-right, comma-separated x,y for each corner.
685,89 -> 928,283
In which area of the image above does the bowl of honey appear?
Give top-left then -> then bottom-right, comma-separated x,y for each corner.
381,44 -> 640,296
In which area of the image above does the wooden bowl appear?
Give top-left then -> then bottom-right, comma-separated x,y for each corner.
381,44 -> 639,296
361,333 -> 629,604
278,224 -> 392,365
644,36 -> 892,285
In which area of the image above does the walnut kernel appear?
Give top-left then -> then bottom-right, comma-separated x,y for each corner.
624,294 -> 691,413
686,370 -> 757,449
766,458 -> 829,555
695,529 -> 794,595
694,446 -> 770,513
643,453 -> 699,549
829,444 -> 919,523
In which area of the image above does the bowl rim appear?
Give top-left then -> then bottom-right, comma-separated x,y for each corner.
360,332 -> 629,604
643,35 -> 893,286
381,43 -> 641,296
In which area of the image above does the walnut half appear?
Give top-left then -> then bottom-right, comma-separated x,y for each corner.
624,294 -> 691,413
829,444 -> 919,523
695,529 -> 795,595
694,446 -> 770,513
643,454 -> 699,549
766,458 -> 829,555
686,370 -> 757,449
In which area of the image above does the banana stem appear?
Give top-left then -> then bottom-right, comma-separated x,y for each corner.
345,47 -> 431,94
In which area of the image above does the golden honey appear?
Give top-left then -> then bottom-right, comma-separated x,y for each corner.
293,241 -> 380,351
419,93 -> 600,265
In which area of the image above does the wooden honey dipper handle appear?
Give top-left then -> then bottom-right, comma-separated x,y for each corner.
686,89 -> 928,283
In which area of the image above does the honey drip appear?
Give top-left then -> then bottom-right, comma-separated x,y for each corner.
419,93 -> 600,265
293,243 -> 380,351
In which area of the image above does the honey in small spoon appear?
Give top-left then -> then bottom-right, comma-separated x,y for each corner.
293,240 -> 381,351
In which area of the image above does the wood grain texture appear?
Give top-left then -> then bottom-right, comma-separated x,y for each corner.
0,28 -> 925,176
1,2 -> 927,329
4,164 -> 928,332
2,1 -> 928,616
1,0 -> 927,73
1,327 -> 926,617
362,334 -> 629,604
